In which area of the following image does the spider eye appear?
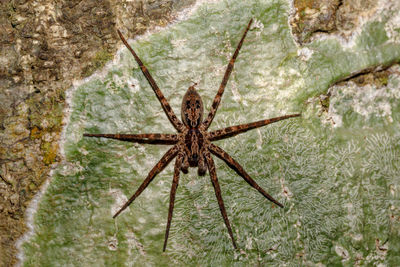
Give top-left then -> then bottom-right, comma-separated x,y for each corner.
195,100 -> 200,108
186,101 -> 190,109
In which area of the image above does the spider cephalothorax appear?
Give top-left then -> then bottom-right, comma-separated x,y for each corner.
84,19 -> 300,251
181,84 -> 204,128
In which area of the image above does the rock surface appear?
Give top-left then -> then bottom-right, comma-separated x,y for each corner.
1,0 -> 400,266
290,0 -> 380,44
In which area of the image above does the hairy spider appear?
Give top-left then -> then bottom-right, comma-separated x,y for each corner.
84,19 -> 300,251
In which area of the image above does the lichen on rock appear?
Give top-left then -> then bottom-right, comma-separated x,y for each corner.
17,0 -> 400,266
2,0 -> 400,265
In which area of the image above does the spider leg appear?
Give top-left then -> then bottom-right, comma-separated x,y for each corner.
181,155 -> 189,174
202,19 -> 253,130
117,30 -> 184,132
197,146 -> 208,176
209,114 -> 300,141
163,154 -> 183,252
197,153 -> 207,176
83,133 -> 178,145
204,150 -> 237,249
209,143 -> 283,208
113,145 -> 179,218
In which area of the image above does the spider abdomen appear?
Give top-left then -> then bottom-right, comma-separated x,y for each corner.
184,129 -> 205,167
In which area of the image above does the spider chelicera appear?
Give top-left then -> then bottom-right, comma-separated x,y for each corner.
84,19 -> 300,251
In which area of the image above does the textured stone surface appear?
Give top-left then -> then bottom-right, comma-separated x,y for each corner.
2,0 -> 400,265
290,0 -> 380,44
17,0 -> 400,265
0,0 -> 194,266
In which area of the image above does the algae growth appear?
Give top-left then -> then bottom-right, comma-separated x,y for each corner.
21,0 -> 400,265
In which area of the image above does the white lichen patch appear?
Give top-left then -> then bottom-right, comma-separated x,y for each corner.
171,38 -> 187,48
351,85 -> 393,120
384,0 -> 400,43
109,188 -> 128,216
319,69 -> 400,127
251,18 -> 264,37
108,236 -> 118,251
125,230 -> 146,257
335,245 -> 350,261
58,161 -> 85,177
365,238 -> 388,264
112,73 -> 141,95
280,177 -> 293,200
230,79 -> 242,104
297,47 -> 314,61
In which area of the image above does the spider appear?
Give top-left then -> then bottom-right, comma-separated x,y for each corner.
84,19 -> 300,251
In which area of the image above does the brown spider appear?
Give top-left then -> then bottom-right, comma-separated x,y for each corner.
84,19 -> 300,251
